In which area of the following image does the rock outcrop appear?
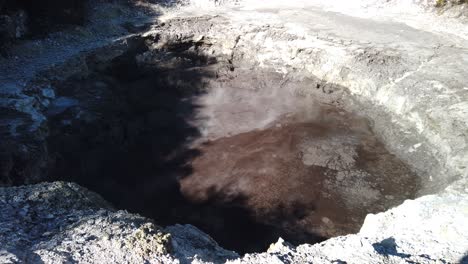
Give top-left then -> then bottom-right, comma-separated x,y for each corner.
0,181 -> 170,263
0,1 -> 157,186
0,182 -> 239,263
1,180 -> 466,263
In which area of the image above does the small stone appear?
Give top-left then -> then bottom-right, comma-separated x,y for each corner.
267,237 -> 294,253
41,88 -> 56,99
42,232 -> 52,237
322,217 -> 333,226
44,214 -> 54,219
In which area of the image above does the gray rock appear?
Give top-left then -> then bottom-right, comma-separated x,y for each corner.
0,181 -> 247,264
165,224 -> 239,263
0,182 -> 173,263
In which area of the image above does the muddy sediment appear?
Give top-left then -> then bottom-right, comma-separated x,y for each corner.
181,111 -> 419,251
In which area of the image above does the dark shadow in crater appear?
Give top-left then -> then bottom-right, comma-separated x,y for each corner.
170,186 -> 326,253
44,38 -> 324,254
460,253 -> 468,264
47,39 -> 204,212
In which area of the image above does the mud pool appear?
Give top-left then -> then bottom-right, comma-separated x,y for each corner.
44,37 -> 420,253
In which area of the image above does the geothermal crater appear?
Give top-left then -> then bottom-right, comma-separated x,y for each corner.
45,36 -> 419,253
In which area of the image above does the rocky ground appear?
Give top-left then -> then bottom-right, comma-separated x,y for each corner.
0,182 -> 238,263
1,0 -> 468,263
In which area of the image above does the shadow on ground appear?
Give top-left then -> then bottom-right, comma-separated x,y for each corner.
460,253 -> 468,264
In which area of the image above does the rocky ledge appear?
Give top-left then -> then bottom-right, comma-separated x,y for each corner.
1,181 -> 466,263
0,182 -> 238,263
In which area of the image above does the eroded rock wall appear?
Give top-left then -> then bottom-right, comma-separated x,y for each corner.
148,13 -> 468,193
